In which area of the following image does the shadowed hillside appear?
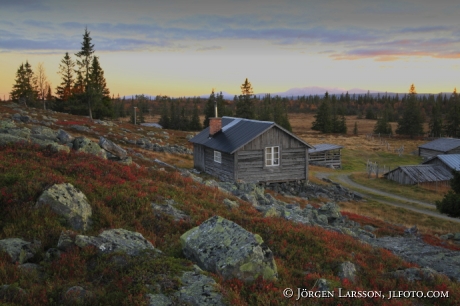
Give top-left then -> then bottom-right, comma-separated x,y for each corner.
0,101 -> 459,305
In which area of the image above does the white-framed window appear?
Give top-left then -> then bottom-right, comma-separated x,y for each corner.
214,150 -> 222,163
265,146 -> 279,166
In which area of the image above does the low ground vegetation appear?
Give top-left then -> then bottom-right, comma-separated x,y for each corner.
0,101 -> 459,305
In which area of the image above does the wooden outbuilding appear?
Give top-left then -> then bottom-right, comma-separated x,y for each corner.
189,116 -> 314,183
423,154 -> 460,173
418,138 -> 460,159
384,165 -> 452,185
308,143 -> 343,169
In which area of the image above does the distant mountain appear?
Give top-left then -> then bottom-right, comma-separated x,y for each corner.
254,86 -> 381,97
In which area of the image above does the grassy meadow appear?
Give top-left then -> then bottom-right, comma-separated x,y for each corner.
0,102 -> 459,305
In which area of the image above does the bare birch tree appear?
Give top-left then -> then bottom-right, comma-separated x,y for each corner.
35,62 -> 49,110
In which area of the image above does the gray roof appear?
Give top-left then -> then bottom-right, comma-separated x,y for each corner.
189,116 -> 313,154
309,143 -> 343,154
418,138 -> 460,152
384,164 -> 452,183
423,154 -> 460,171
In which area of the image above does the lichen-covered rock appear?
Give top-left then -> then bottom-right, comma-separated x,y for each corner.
99,136 -> 127,159
147,293 -> 173,306
11,113 -> 31,123
0,238 -> 39,264
45,248 -> 62,261
30,138 -> 70,153
337,261 -> 357,282
318,202 -> 341,222
316,278 -> 332,291
223,198 -> 239,209
0,133 -> 28,145
264,207 -> 281,217
386,267 -> 441,283
0,284 -> 27,303
0,119 -> 16,129
62,286 -> 93,305
370,236 -> 460,281
36,183 -> 92,231
174,266 -> 225,306
118,156 -> 133,165
1,127 -> 31,139
73,136 -> 107,159
151,201 -> 189,222
70,125 -> 91,132
19,263 -> 44,279
30,126 -> 58,141
181,216 -> 277,282
75,228 -> 157,256
454,233 -> 460,241
57,129 -> 74,144
57,230 -> 76,251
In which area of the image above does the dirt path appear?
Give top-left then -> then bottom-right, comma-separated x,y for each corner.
316,172 -> 460,224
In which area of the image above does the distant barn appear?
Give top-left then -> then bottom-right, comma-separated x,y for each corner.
384,165 -> 452,185
423,154 -> 460,173
189,116 -> 314,183
308,143 -> 343,169
418,138 -> 460,159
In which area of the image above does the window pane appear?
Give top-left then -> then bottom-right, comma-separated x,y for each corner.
266,159 -> 272,166
266,148 -> 271,154
214,151 -> 221,163
274,147 -> 279,153
273,158 -> 279,165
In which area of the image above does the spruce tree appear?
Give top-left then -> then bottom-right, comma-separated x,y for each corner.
56,52 -> 75,102
436,171 -> 460,217
429,101 -> 443,137
88,56 -> 112,118
189,101 -> 202,131
374,110 -> 393,135
203,89 -> 216,127
203,90 -> 231,127
158,96 -> 170,128
75,27 -> 96,119
258,94 -> 273,121
10,61 -> 38,107
273,97 -> 292,132
444,88 -> 460,137
396,84 -> 423,137
236,78 -> 255,119
312,92 -> 332,133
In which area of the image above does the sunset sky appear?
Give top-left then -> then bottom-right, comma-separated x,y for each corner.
1,0 -> 460,99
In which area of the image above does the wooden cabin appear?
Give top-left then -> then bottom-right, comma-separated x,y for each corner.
423,154 -> 460,173
418,138 -> 460,159
308,143 -> 343,169
384,165 -> 452,185
189,116 -> 314,183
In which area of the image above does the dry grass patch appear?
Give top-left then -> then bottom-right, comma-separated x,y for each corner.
350,173 -> 447,203
338,199 -> 460,235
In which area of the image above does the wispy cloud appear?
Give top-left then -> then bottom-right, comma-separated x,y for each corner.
196,46 -> 222,52
0,38 -> 79,52
331,48 -> 460,61
0,0 -> 50,11
400,26 -> 452,33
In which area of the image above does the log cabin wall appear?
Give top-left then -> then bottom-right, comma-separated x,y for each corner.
236,126 -> 307,183
203,147 -> 235,181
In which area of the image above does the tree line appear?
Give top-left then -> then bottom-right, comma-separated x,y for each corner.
10,28 -> 112,120
9,30 -> 460,137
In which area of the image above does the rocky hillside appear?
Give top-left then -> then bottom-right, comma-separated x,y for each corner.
0,101 -> 459,305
